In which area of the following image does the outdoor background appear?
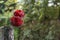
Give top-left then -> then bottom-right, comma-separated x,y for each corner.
0,0 -> 60,40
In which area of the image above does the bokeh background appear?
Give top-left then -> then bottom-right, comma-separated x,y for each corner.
0,0 -> 60,40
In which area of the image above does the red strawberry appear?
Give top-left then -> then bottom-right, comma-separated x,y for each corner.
10,16 -> 23,26
14,10 -> 24,17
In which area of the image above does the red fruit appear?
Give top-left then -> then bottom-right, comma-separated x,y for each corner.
10,16 -> 23,26
14,10 -> 24,17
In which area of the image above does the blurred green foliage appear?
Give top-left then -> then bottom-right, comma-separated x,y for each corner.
0,0 -> 60,40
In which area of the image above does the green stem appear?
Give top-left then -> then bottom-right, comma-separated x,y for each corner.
18,27 -> 21,40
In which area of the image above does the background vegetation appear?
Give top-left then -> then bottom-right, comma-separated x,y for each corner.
0,0 -> 60,40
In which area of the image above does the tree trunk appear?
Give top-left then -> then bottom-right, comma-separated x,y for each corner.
0,26 -> 14,40
3,26 -> 14,40
0,26 -> 4,40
